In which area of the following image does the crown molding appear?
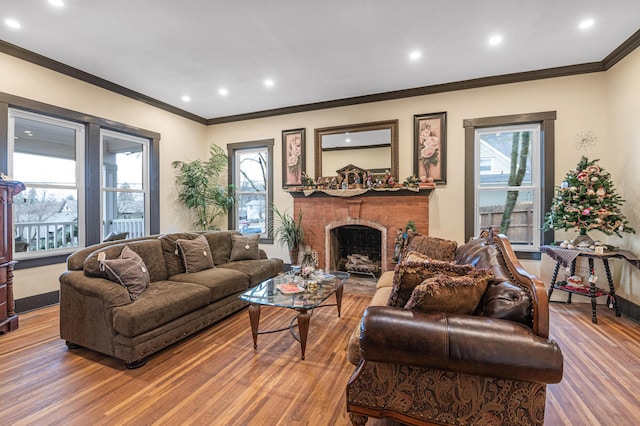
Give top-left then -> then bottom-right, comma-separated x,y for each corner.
207,62 -> 604,124
0,40 -> 207,125
602,28 -> 640,69
2,30 -> 638,126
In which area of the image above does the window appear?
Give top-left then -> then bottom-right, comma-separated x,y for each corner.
2,93 -> 160,266
479,157 -> 494,173
101,130 -> 149,240
228,139 -> 274,242
464,112 -> 555,255
9,110 -> 85,255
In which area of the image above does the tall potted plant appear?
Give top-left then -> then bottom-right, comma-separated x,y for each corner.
172,145 -> 235,230
272,205 -> 304,265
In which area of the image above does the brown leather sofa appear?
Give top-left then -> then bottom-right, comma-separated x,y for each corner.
346,230 -> 563,425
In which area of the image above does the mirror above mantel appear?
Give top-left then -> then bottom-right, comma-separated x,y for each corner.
314,120 -> 399,180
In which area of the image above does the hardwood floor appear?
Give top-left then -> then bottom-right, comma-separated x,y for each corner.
1,293 -> 639,425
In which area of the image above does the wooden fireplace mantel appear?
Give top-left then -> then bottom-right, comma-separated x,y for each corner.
287,185 -> 434,199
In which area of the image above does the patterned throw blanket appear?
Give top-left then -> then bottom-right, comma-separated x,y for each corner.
540,246 -> 640,270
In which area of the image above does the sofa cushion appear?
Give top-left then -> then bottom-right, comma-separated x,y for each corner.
217,258 -> 284,286
388,259 -> 475,308
66,235 -> 159,271
401,234 -> 457,262
169,267 -> 250,302
103,231 -> 129,242
101,245 -> 150,300
404,270 -> 493,314
457,236 -> 533,327
455,236 -> 511,282
202,231 -> 237,265
175,235 -> 215,273
111,280 -> 210,337
376,270 -> 395,289
476,280 -> 533,327
84,240 -> 168,282
158,232 -> 201,276
229,234 -> 261,261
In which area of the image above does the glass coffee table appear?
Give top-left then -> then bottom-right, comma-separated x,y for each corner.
240,271 -> 349,360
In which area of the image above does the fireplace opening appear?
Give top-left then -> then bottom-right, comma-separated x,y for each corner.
329,225 -> 382,277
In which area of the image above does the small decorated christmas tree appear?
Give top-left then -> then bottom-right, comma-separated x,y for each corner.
544,156 -> 635,238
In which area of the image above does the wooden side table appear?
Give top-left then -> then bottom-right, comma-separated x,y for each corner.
540,246 -> 633,324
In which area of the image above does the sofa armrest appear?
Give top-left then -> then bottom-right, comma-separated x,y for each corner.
359,306 -> 563,385
59,270 -> 131,308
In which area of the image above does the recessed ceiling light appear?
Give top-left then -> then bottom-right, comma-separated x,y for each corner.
181,95 -> 191,102
264,78 -> 275,87
48,0 -> 65,7
5,19 -> 21,29
345,138 -> 351,143
579,19 -> 595,30
219,88 -> 229,96
409,50 -> 422,61
488,35 -> 502,46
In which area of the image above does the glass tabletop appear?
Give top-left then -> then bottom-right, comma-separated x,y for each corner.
240,271 -> 349,310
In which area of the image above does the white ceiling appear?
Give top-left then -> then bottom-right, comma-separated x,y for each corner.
1,1 -> 639,121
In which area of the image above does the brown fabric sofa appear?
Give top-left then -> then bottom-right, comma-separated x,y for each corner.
346,230 -> 563,425
60,230 -> 283,368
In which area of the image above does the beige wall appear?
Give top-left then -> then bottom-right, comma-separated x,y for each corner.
3,46 -> 639,305
207,71 -> 616,267
0,53 -> 208,298
606,47 -> 640,303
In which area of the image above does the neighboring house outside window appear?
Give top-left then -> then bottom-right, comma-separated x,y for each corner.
228,139 -> 274,243
9,110 -> 85,255
2,94 -> 160,267
464,112 -> 555,256
101,130 -> 149,241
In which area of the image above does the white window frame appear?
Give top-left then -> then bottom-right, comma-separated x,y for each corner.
100,129 -> 150,241
233,146 -> 269,238
8,108 -> 86,258
474,123 -> 541,251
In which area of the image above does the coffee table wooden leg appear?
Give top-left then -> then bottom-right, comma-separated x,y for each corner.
297,309 -> 310,360
248,304 -> 261,350
335,285 -> 344,318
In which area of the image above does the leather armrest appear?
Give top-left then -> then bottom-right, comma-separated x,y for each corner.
359,306 -> 563,384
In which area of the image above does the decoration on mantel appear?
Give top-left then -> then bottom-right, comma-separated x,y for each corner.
292,163 -> 436,195
543,156 -> 635,249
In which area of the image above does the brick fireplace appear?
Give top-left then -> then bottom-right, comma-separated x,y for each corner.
291,189 -> 433,273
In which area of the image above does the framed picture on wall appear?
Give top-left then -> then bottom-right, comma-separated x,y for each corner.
282,128 -> 306,188
414,112 -> 447,185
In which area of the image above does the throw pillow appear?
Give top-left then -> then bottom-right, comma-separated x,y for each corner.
404,269 -> 493,314
175,234 -> 215,273
387,259 -> 475,308
402,250 -> 432,264
229,234 -> 260,261
101,245 -> 150,300
103,231 -> 129,242
401,233 -> 457,263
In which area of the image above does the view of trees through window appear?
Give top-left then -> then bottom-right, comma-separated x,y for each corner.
235,147 -> 268,235
476,124 -> 539,247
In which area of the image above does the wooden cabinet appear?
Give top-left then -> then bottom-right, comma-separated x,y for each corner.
0,180 -> 25,334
